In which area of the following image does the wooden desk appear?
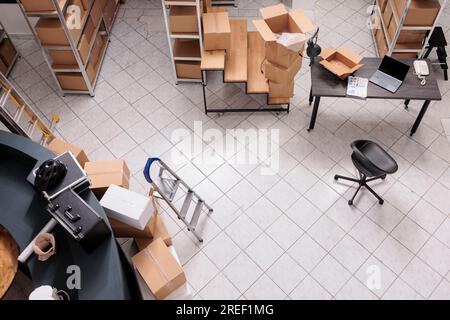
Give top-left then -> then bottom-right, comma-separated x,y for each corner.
308,58 -> 442,136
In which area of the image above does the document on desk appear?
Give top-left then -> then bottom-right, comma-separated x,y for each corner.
347,76 -> 368,99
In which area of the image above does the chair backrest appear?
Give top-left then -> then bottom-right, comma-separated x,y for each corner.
350,140 -> 386,176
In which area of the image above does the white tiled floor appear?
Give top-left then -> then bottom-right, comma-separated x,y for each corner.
5,0 -> 450,299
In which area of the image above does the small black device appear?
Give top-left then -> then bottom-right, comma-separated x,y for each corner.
369,56 -> 410,93
34,159 -> 67,191
46,188 -> 110,252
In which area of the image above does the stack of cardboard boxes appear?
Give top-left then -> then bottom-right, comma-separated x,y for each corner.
253,4 -> 314,100
100,184 -> 188,300
375,0 -> 441,58
20,0 -> 120,92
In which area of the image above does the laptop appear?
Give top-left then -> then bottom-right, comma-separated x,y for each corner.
369,56 -> 410,93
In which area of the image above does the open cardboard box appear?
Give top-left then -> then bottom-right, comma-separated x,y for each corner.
319,47 -> 363,80
253,4 -> 314,68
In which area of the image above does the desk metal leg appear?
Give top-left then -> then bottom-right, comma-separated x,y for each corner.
410,100 -> 430,136
201,71 -> 207,115
404,99 -> 410,109
309,88 -> 314,106
308,96 -> 320,131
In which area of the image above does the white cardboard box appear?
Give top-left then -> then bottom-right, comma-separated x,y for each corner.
100,185 -> 153,230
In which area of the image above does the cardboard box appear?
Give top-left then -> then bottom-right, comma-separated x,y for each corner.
35,18 -> 69,46
375,29 -> 388,57
392,52 -> 417,59
132,238 -> 186,300
56,72 -> 88,91
393,0 -> 440,26
135,212 -> 172,250
47,138 -> 89,167
104,0 -> 118,30
84,159 -> 130,199
100,185 -> 153,230
268,80 -> 294,98
175,61 -> 201,79
319,47 -> 363,80
265,55 -> 301,84
253,4 -> 313,68
48,50 -> 77,65
202,12 -> 231,50
91,0 -> 103,28
109,217 -> 153,239
382,1 -> 393,29
0,38 -> 17,67
396,30 -> 427,44
19,0 -> 65,12
170,6 -> 199,33
135,245 -> 193,300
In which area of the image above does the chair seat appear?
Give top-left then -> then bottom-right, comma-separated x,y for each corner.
351,141 -> 398,177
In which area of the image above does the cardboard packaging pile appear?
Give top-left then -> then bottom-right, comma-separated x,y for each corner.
84,159 -> 130,199
47,138 -> 90,167
253,4 -> 314,99
319,47 -> 363,80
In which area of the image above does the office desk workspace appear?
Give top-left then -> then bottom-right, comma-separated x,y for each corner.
308,59 -> 442,136
2,0 -> 450,305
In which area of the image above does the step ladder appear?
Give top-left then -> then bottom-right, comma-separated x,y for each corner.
0,72 -> 58,146
144,158 -> 213,243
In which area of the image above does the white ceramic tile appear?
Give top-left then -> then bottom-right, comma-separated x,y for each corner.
308,215 -> 345,251
203,232 -> 241,270
336,277 -> 378,300
430,279 -> 450,300
183,251 -> 219,292
350,216 -> 388,252
283,163 -> 319,194
331,235 -> 370,273
286,197 -> 322,231
288,233 -> 327,272
244,274 -> 287,300
246,196 -> 283,231
246,233 -> 284,271
289,276 -> 332,300
374,236 -> 414,275
326,197 -> 364,232
225,214 -> 262,250
223,252 -> 263,293
311,254 -> 352,296
366,202 -> 405,233
304,180 -> 341,213
434,218 -> 450,248
418,237 -> 450,276
265,179 -> 301,212
400,257 -> 442,298
266,215 -> 303,250
391,217 -> 430,254
267,253 -> 307,295
354,255 -> 397,298
199,273 -> 241,300
423,182 -> 450,216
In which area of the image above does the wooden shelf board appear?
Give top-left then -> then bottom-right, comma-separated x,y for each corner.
201,50 -> 226,70
246,31 -> 268,94
224,19 -> 248,83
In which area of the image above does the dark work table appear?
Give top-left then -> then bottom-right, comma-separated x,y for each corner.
308,58 -> 442,136
0,131 -> 140,300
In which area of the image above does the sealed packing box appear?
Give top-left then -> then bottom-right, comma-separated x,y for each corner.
175,61 -> 201,79
47,138 -> 90,167
132,238 -> 186,300
170,6 -> 199,33
202,12 -> 231,50
135,245 -> 193,300
253,4 -> 314,68
265,55 -> 301,84
100,185 -> 153,230
393,0 -> 440,26
84,159 -> 130,199
108,217 -> 153,239
56,72 -> 88,91
319,47 -> 363,80
268,80 -> 295,98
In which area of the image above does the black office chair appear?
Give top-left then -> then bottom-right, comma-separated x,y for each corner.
335,140 -> 398,206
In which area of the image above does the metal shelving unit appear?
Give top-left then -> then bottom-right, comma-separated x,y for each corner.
0,21 -> 20,77
162,0 -> 204,84
370,0 -> 448,58
16,0 -> 121,96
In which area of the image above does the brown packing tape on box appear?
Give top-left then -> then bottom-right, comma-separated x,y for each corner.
132,238 -> 186,300
84,159 -> 130,199
47,138 -> 90,167
319,46 -> 363,80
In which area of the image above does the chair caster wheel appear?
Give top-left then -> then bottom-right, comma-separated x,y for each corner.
379,200 -> 384,205
348,200 -> 353,205
381,175 -> 386,180
334,175 -> 339,181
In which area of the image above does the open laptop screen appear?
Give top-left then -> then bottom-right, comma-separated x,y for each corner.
379,56 -> 410,81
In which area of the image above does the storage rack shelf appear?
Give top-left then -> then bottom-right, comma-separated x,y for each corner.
0,21 -> 20,78
162,0 -> 204,83
17,0 -> 122,96
370,0 -> 448,58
